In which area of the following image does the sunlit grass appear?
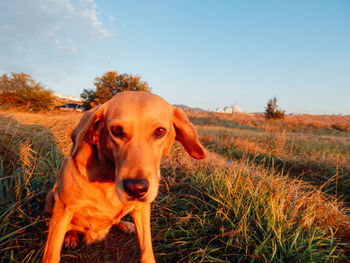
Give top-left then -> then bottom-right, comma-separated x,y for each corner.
155,148 -> 349,262
195,123 -> 350,204
0,110 -> 349,262
0,115 -> 63,263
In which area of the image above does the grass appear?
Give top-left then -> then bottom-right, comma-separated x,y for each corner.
155,148 -> 349,262
0,114 -> 63,262
0,110 -> 349,262
193,115 -> 350,204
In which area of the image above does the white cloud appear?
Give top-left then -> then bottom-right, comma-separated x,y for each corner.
0,0 -> 111,56
0,0 -> 113,96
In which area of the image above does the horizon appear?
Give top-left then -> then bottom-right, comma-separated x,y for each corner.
54,92 -> 350,116
1,0 -> 349,115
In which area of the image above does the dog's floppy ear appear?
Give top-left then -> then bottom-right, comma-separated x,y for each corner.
71,105 -> 104,157
172,107 -> 206,159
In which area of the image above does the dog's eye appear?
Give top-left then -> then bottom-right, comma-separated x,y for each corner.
111,126 -> 124,138
154,127 -> 166,138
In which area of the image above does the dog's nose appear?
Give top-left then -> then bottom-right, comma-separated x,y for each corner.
122,178 -> 149,198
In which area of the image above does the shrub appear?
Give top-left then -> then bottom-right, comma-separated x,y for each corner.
265,97 -> 285,120
0,73 -> 54,111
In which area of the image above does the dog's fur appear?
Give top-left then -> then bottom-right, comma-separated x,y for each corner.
42,92 -> 206,263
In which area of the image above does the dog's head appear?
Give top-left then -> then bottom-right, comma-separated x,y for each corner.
70,92 -> 206,203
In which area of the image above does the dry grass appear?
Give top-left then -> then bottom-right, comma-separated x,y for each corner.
193,112 -> 350,206
0,111 -> 81,155
0,109 -> 349,262
156,144 -> 350,261
187,110 -> 350,133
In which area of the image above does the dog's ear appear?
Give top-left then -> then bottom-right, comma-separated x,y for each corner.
71,105 -> 104,157
172,107 -> 206,159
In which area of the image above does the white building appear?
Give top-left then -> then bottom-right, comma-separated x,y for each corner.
216,104 -> 243,113
223,106 -> 233,113
232,104 -> 242,113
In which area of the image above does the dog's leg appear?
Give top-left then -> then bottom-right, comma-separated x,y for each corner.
43,196 -> 73,263
131,203 -> 155,263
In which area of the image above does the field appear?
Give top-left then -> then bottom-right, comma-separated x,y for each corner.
0,110 -> 349,262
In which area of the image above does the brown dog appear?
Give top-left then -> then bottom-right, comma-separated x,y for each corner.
42,92 -> 206,263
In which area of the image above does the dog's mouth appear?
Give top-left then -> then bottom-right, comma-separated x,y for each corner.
116,190 -> 153,204
122,196 -> 148,203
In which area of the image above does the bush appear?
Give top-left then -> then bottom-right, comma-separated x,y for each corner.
81,71 -> 151,110
0,73 -> 54,111
265,97 -> 285,120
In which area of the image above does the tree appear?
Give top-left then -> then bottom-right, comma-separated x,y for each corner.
81,71 -> 151,109
264,97 -> 285,120
80,88 -> 97,110
0,72 -> 54,111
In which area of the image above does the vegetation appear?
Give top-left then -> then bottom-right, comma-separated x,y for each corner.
0,110 -> 349,262
0,113 -> 64,262
265,97 -> 285,120
0,73 -> 54,112
81,71 -> 151,109
155,148 -> 349,262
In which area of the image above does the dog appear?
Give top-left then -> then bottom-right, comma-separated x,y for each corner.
42,92 -> 206,263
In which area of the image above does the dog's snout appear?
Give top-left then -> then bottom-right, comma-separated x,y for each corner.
123,178 -> 149,198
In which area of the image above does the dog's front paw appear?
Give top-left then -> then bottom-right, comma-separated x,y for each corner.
116,220 -> 136,234
64,231 -> 79,248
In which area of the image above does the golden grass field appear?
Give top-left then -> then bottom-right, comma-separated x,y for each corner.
0,109 -> 349,262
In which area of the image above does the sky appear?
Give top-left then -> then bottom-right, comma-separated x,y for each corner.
0,0 -> 349,114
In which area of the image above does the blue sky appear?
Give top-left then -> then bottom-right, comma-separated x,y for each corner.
1,0 -> 349,114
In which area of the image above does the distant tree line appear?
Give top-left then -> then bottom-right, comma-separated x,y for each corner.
0,71 -> 151,112
0,71 -> 286,119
